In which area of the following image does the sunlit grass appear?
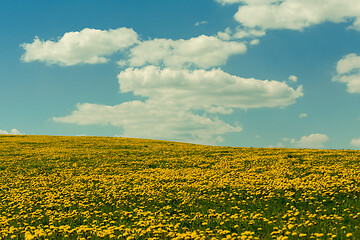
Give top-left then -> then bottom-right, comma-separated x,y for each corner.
0,135 -> 359,239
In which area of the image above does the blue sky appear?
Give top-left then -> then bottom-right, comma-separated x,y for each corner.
1,0 -> 360,149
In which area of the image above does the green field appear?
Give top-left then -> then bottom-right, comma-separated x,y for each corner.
0,135 -> 360,239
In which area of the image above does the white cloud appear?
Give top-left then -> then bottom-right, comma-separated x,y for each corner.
215,0 -> 243,5
217,27 -> 233,40
117,66 -> 304,111
234,0 -> 360,31
0,129 -> 22,135
290,133 -> 329,148
217,27 -> 265,41
350,138 -> 360,147
10,129 -> 21,135
216,0 -> 360,50
333,53 -> 360,93
21,28 -> 139,66
299,113 -> 308,118
336,53 -> 360,74
233,28 -> 266,39
250,39 -> 260,46
123,35 -> 247,69
288,75 -> 298,82
195,21 -> 208,26
54,66 -> 302,144
22,25 -> 305,144
53,101 -> 242,145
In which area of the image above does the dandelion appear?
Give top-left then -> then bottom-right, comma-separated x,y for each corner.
1,135 -> 360,239
346,233 -> 353,238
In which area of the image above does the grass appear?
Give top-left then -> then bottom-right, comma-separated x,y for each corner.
0,135 -> 360,239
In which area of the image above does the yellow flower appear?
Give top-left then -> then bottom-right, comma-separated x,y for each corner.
346,233 -> 353,238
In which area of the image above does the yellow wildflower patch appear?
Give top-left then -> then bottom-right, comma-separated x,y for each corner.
0,135 -> 360,239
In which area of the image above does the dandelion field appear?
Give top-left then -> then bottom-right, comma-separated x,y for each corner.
1,135 -> 360,239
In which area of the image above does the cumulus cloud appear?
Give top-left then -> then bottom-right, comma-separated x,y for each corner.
350,138 -> 360,147
217,27 -> 265,41
54,66 -> 302,144
20,26 -> 304,144
21,28 -> 138,66
233,0 -> 360,31
299,113 -> 308,118
217,28 -> 233,41
122,35 -> 246,69
0,129 -> 22,135
336,53 -> 360,75
117,66 -> 304,110
333,53 -> 360,93
290,133 -> 329,148
53,101 -> 242,144
216,0 -> 360,49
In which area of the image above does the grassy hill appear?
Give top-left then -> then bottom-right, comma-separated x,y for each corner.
0,135 -> 360,239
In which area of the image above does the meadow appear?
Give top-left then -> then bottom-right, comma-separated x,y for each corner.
0,135 -> 359,239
